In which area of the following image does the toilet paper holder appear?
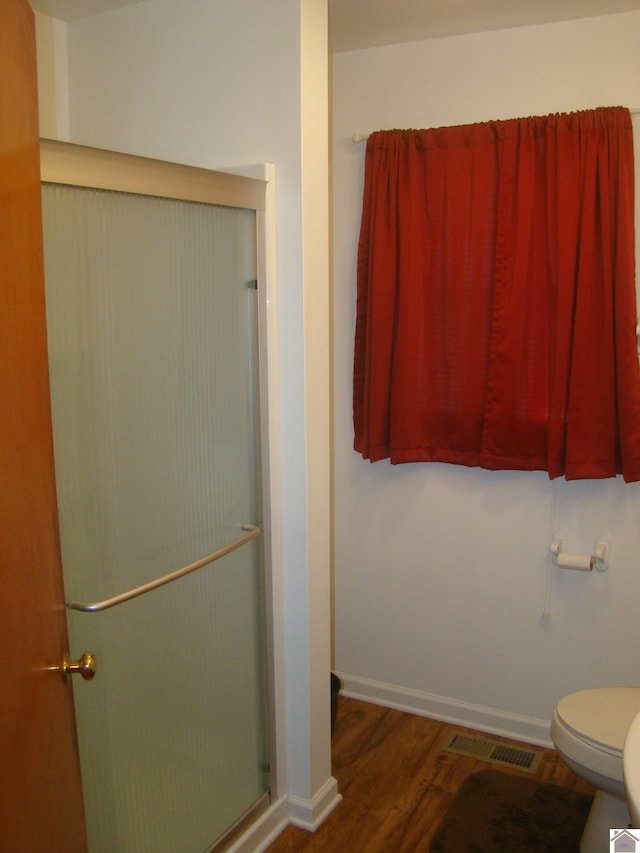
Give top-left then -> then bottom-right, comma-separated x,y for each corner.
550,535 -> 610,572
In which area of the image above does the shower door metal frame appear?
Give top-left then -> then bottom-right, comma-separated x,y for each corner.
39,137 -> 279,846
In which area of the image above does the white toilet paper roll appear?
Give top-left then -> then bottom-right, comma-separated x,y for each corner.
557,552 -> 593,571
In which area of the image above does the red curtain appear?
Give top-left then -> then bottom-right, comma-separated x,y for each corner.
353,107 -> 640,481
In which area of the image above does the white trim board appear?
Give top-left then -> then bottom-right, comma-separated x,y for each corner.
338,673 -> 554,749
221,796 -> 289,853
226,777 -> 341,851
288,776 -> 342,832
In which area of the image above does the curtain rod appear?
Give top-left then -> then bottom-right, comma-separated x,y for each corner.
353,109 -> 640,143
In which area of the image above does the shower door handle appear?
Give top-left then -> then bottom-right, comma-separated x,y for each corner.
60,651 -> 97,682
67,523 -> 261,613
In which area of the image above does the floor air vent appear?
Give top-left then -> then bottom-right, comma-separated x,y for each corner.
442,732 -> 542,773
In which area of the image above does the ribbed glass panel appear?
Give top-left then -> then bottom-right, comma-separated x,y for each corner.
42,184 -> 268,853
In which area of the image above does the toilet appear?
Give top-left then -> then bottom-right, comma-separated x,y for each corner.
551,687 -> 640,853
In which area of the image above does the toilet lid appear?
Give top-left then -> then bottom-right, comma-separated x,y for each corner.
556,688 -> 640,754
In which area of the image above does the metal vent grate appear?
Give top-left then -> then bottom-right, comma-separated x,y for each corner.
442,732 -> 542,773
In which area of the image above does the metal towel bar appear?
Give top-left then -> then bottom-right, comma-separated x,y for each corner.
66,523 -> 261,613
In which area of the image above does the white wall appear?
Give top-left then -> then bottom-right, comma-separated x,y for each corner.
333,11 -> 640,746
34,0 -> 337,837
34,10 -> 69,139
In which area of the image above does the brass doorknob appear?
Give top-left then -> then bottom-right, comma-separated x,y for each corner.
61,651 -> 97,681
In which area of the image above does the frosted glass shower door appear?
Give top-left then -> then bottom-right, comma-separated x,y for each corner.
41,181 -> 269,853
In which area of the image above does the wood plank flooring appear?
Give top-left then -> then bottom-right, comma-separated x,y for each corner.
265,696 -> 593,852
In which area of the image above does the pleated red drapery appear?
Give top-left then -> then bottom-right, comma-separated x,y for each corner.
353,107 -> 640,481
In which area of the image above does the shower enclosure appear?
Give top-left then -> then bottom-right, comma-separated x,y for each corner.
40,141 -> 272,853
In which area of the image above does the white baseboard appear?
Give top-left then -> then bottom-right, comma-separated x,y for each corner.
223,796 -> 289,853
225,777 -> 342,851
288,775 -> 342,831
338,672 -> 553,748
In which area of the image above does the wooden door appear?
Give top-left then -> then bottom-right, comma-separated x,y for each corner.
0,1 -> 88,849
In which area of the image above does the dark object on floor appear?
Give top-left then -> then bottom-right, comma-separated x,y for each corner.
430,769 -> 593,852
330,673 -> 342,735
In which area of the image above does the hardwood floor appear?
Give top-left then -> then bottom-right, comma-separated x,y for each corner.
265,696 -> 593,852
